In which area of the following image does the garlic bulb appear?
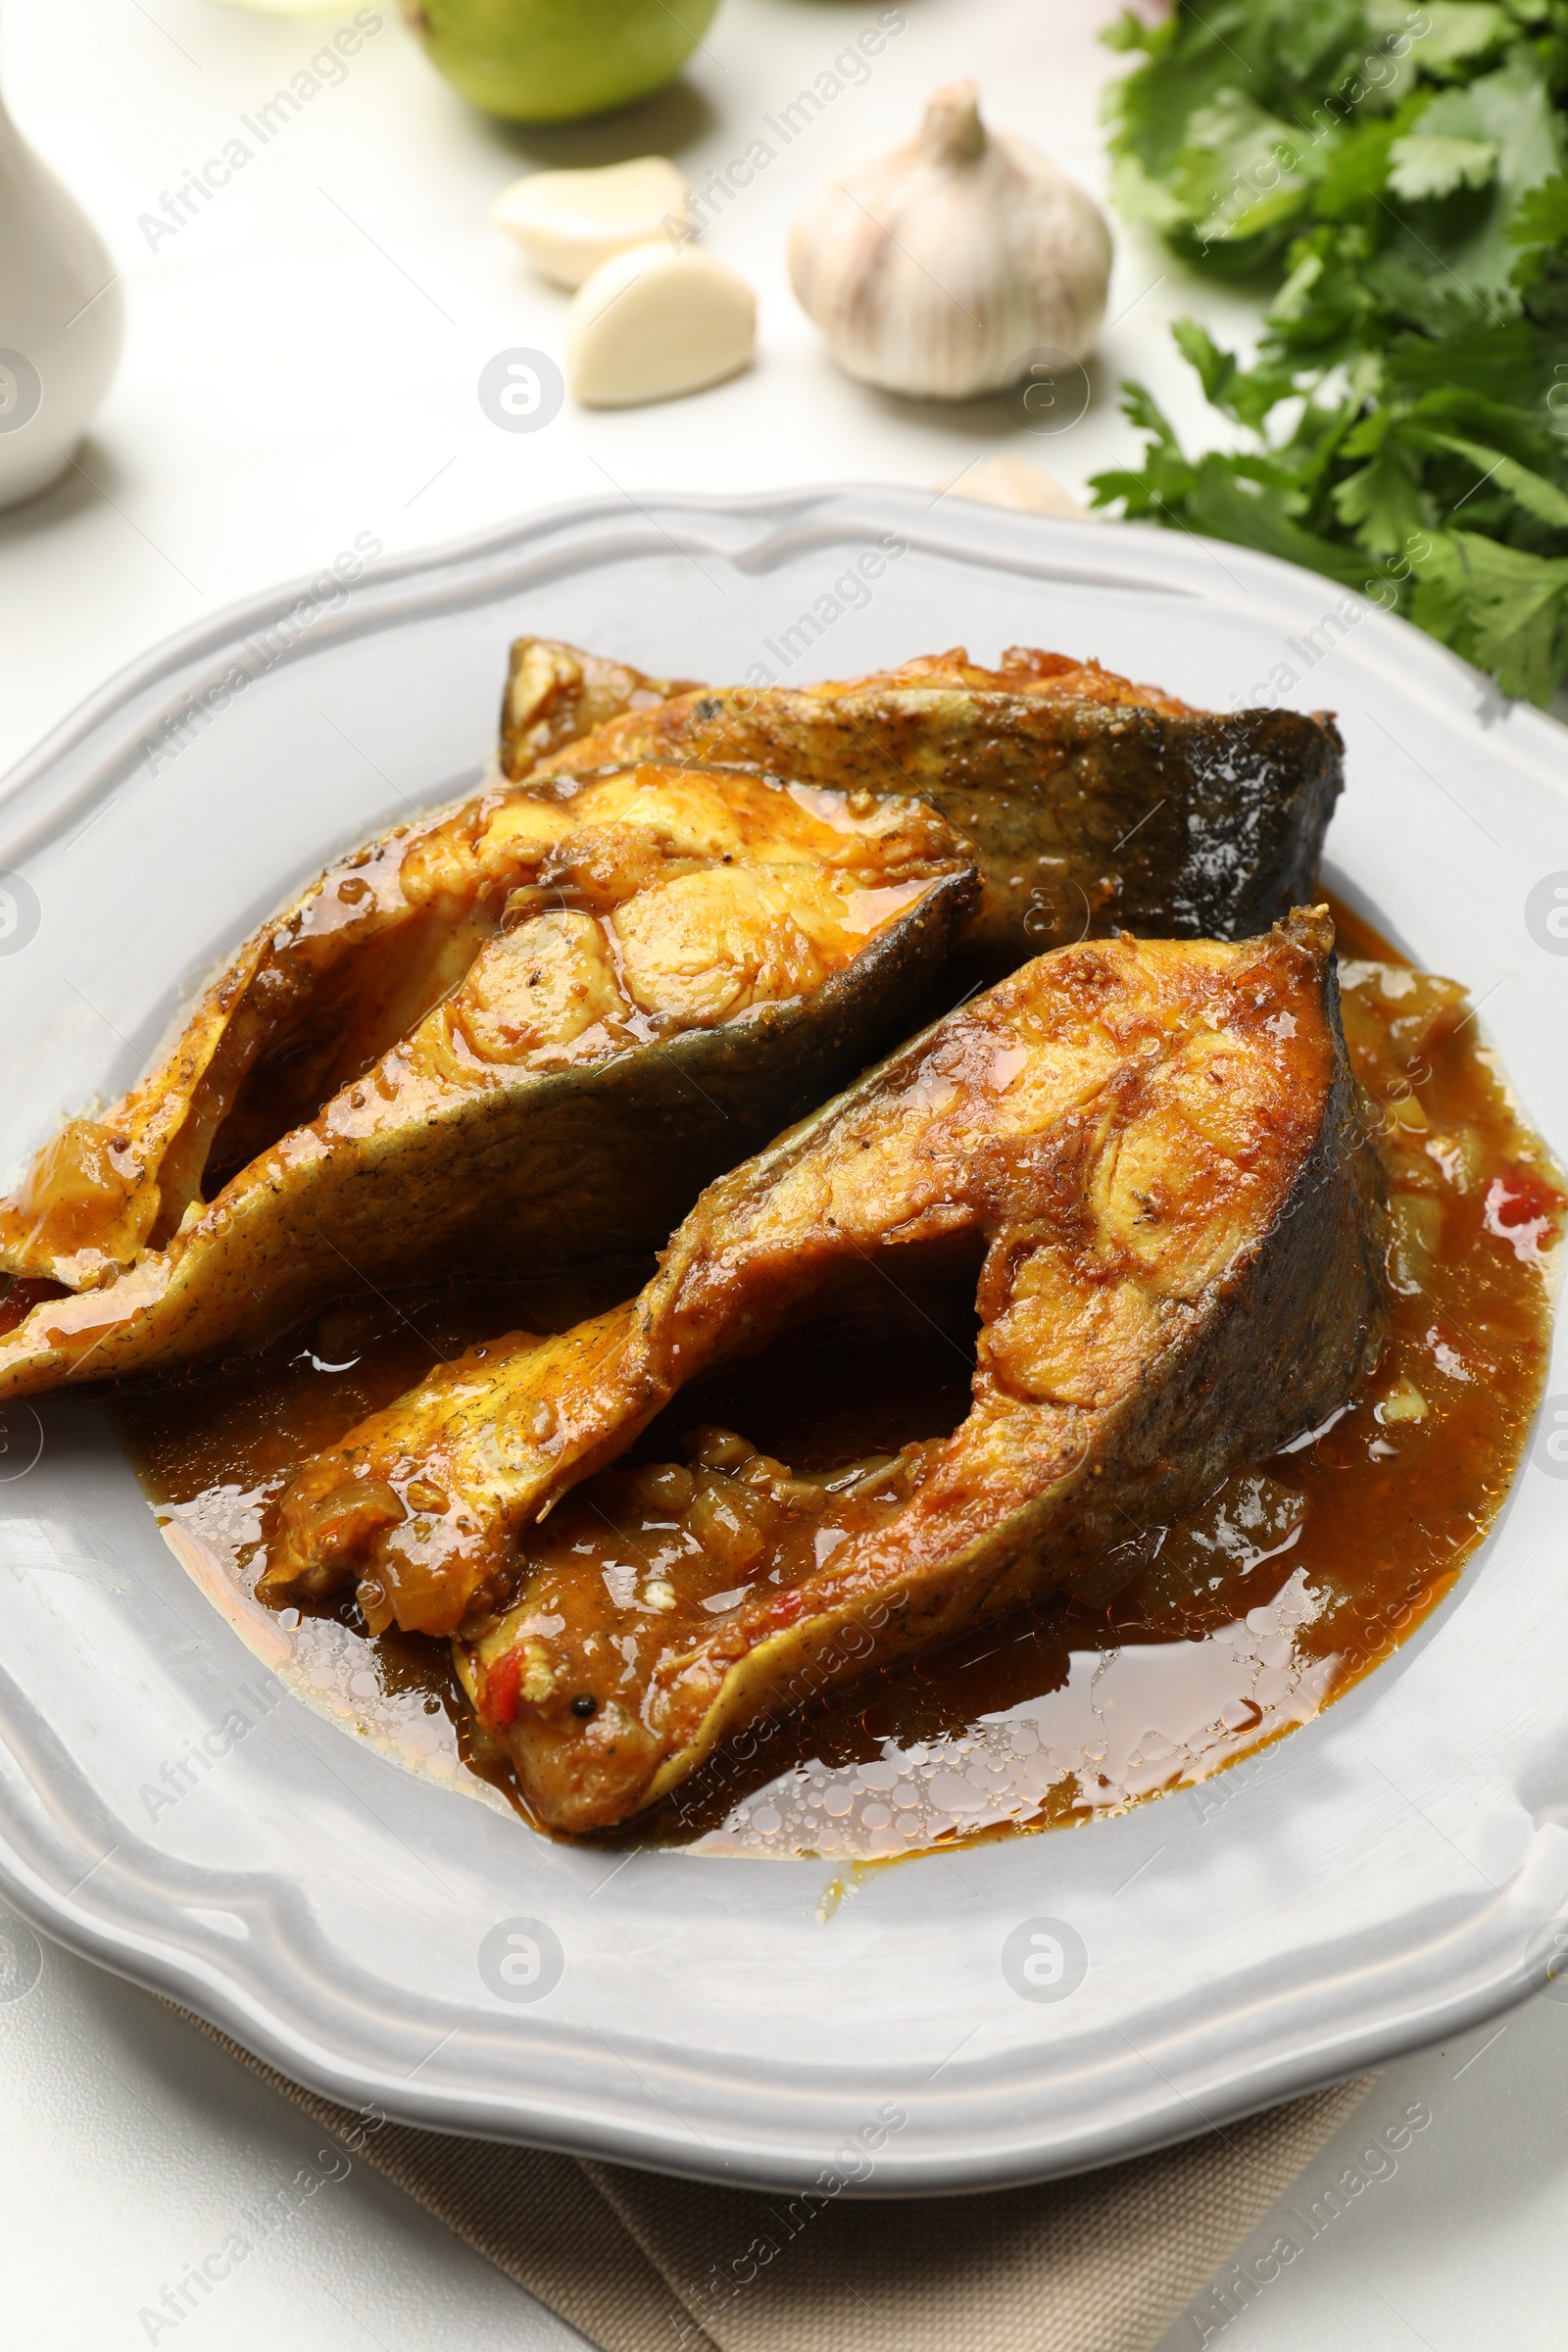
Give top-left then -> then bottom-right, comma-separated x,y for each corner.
789,82 -> 1112,402
567,244 -> 756,409
493,157 -> 692,290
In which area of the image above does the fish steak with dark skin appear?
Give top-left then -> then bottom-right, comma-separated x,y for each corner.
0,753 -> 976,1396
261,906 -> 1388,1834
527,645 -> 1346,977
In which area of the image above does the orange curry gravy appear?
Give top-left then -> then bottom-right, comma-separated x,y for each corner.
110,897 -> 1562,1858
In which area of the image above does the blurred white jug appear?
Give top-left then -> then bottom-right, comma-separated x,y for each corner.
0,57 -> 123,511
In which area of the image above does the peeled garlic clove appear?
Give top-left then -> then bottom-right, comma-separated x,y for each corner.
790,79 -> 1112,402
566,245 -> 756,409
936,454 -> 1089,517
492,156 -> 692,289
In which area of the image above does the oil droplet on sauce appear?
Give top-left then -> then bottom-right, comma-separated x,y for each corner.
114,899 -> 1562,1858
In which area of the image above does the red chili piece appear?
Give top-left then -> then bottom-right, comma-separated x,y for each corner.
483,1649 -> 523,1728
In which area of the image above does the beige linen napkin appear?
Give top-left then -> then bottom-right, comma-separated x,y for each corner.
176,2007 -> 1370,2352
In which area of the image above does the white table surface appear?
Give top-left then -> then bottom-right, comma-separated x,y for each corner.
2,2 -> 1566,2346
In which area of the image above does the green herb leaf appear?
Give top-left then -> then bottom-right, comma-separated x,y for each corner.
1407,3 -> 1512,77
1509,168 -> 1568,244
1387,129 -> 1499,197
1416,532 -> 1568,699
1332,434 -> 1434,549
1405,426 -> 1568,522
1099,0 -> 1568,703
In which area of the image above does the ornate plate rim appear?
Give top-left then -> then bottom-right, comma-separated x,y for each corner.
0,484 -> 1563,2195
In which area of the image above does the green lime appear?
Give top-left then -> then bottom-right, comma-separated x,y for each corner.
403,0 -> 722,122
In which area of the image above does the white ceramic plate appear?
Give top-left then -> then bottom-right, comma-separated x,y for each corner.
1,488 -> 1564,2193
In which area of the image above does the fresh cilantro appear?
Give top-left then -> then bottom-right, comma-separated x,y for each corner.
1387,128 -> 1499,201
1093,0 -> 1568,703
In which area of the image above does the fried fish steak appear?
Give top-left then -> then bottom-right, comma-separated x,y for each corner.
0,765 -> 975,1397
0,640 -> 694,1298
530,646 -> 1345,977
263,908 -> 1387,1832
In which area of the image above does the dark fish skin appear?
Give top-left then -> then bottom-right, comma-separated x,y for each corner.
540,678 -> 1345,978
